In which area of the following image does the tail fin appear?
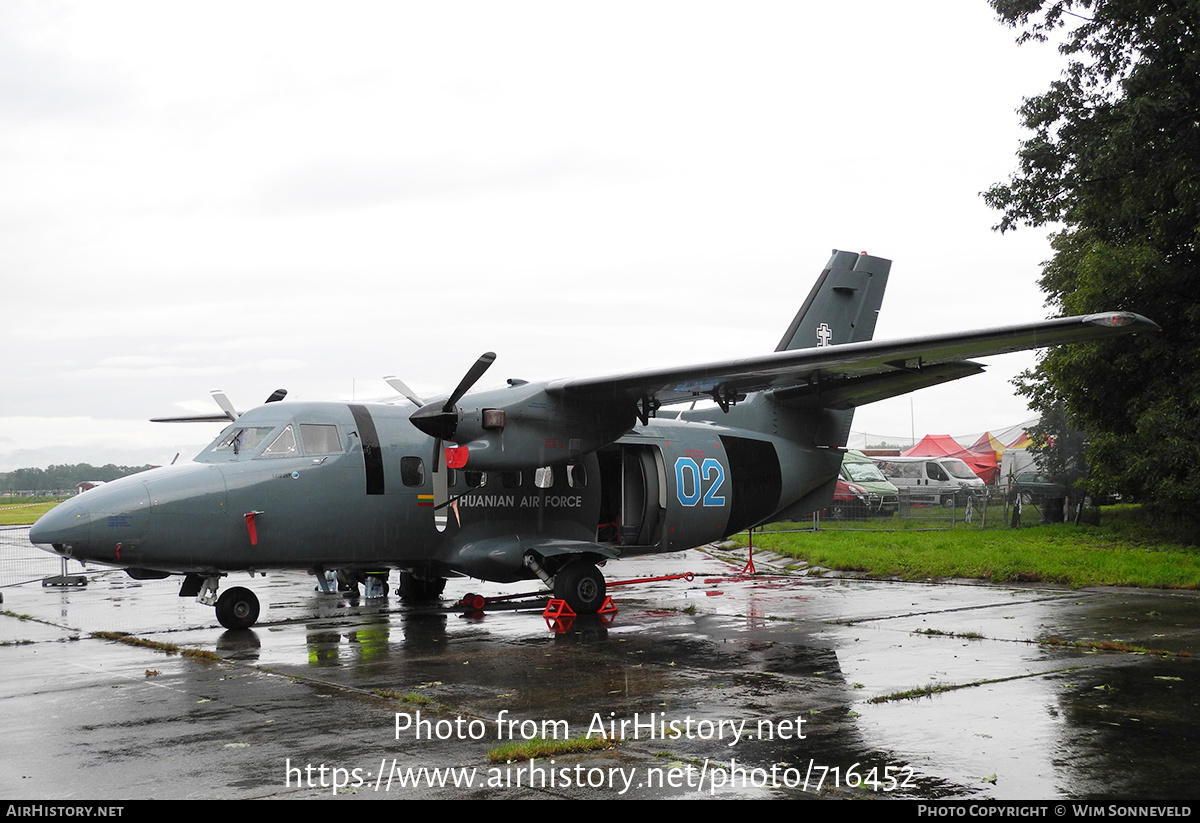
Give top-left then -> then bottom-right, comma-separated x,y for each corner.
773,250 -> 890,450
775,250 -> 890,351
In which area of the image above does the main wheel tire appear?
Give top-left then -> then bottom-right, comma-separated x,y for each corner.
554,563 -> 606,614
398,571 -> 446,601
215,586 -> 260,630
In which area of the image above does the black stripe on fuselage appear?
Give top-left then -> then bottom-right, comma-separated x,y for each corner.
718,434 -> 782,536
348,404 -> 385,495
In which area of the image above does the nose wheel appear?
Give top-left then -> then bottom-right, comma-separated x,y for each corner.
215,586 -> 260,630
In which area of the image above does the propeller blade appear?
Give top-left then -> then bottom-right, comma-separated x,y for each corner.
210,390 -> 239,422
410,352 -> 496,441
432,436 -> 449,532
264,389 -> 288,404
383,376 -> 425,406
443,352 -> 496,412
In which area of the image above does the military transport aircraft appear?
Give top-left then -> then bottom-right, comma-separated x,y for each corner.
29,250 -> 1156,630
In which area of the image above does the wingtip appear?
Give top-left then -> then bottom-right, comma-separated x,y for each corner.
1083,312 -> 1160,332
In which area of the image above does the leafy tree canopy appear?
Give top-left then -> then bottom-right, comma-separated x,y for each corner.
985,0 -> 1200,526
1,463 -> 155,493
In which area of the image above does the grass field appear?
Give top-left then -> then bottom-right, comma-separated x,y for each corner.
0,498 -> 65,527
6,499 -> 1197,589
742,507 -> 1199,589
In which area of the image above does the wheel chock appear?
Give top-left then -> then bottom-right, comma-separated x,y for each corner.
597,596 -> 618,615
543,599 -> 576,633
543,598 -> 575,619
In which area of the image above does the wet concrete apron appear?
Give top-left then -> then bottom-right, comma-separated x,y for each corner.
1,544 -> 1196,800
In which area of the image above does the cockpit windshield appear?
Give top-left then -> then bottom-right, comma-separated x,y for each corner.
208,426 -> 276,456
262,425 -> 299,458
199,420 -> 344,462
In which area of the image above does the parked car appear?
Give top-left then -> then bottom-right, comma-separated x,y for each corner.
1008,472 -> 1067,505
1008,473 -> 1130,506
839,450 -> 899,515
824,479 -> 879,520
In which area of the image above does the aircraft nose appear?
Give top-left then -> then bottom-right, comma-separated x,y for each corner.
29,495 -> 93,548
29,479 -> 152,561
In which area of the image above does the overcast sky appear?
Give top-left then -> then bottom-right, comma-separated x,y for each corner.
1,1 -> 1072,471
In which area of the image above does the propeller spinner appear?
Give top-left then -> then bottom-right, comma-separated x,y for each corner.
395,352 -> 495,532
409,352 -> 496,442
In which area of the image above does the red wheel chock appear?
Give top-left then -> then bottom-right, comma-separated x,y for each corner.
543,598 -> 575,633
542,596 -> 619,632
543,598 -> 575,619
542,596 -> 618,619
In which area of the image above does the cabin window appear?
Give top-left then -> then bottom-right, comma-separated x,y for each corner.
567,464 -> 587,488
401,457 -> 424,487
300,424 -> 341,454
502,472 -> 521,489
534,467 -> 554,489
262,425 -> 299,458
465,471 -> 485,489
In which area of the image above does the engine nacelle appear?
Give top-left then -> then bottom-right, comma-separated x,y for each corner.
446,381 -> 635,471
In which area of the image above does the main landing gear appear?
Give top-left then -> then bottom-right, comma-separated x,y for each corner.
552,562 -> 607,614
522,555 -> 609,615
398,571 -> 447,602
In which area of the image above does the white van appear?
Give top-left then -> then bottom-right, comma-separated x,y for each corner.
870,456 -> 987,507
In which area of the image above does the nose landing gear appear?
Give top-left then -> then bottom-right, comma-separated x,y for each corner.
181,574 -> 262,631
215,586 -> 260,630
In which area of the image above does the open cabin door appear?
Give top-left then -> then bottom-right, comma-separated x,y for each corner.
596,442 -> 665,547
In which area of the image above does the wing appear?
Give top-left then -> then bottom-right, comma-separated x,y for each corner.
548,312 -> 1158,411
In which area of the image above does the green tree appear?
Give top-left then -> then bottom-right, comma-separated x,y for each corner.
985,0 -> 1200,528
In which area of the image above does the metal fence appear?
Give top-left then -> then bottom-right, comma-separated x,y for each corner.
799,488 -> 1095,532
0,526 -> 91,590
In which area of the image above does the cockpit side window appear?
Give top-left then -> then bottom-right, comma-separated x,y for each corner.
210,427 -> 275,455
262,425 -> 299,458
300,424 -> 341,454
